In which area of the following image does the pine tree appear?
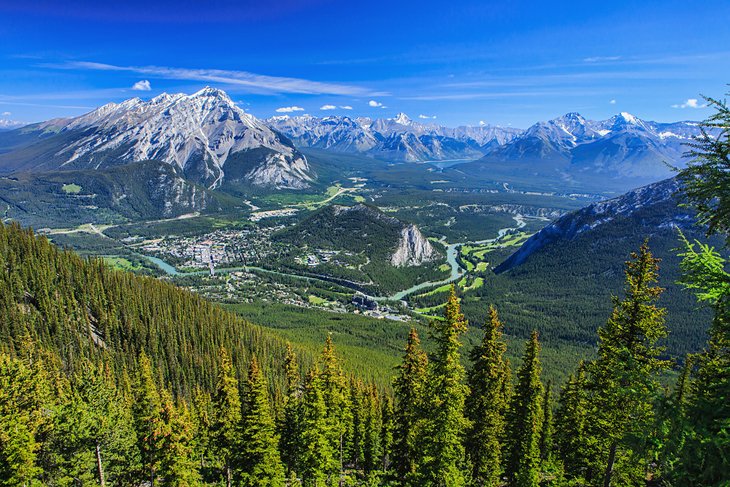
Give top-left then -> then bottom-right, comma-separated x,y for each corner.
318,335 -> 351,481
238,356 -> 285,487
52,361 -> 137,487
587,243 -> 670,486
393,327 -> 428,483
158,389 -> 201,487
347,378 -> 366,470
210,348 -> 242,487
539,381 -> 554,465
133,351 -> 163,486
554,361 -> 590,481
505,331 -> 544,487
0,351 -> 52,486
299,366 -> 337,487
191,387 -> 214,474
380,394 -> 394,473
465,305 -> 511,486
673,235 -> 730,483
279,344 -> 301,475
420,286 -> 470,487
363,384 -> 382,475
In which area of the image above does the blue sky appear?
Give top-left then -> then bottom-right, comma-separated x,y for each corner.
0,0 -> 728,127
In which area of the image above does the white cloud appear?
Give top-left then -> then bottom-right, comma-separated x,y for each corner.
58,61 -> 373,96
368,100 -> 383,107
340,105 -> 353,110
583,55 -> 622,63
609,99 -> 617,104
672,98 -> 707,109
1,111 -> 10,116
131,80 -> 151,91
479,120 -> 486,126
275,106 -> 305,113
320,104 -> 337,110
419,114 -> 436,119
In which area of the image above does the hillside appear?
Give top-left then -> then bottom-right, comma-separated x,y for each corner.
0,221 -> 309,395
0,160 -> 235,228
273,203 -> 446,293
469,177 -> 718,357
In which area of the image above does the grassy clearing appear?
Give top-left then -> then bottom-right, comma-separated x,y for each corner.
102,256 -> 144,272
414,283 -> 452,298
61,183 -> 82,194
476,262 -> 488,272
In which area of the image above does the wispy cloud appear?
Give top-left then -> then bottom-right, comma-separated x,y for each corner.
131,80 -> 151,91
2,111 -> 10,116
340,105 -> 353,110
672,98 -> 707,109
54,61 -> 374,96
276,106 -> 305,113
320,104 -> 336,110
609,99 -> 617,104
418,114 -> 436,119
583,55 -> 622,63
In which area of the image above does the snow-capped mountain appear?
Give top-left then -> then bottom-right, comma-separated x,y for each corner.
0,87 -> 313,189
266,113 -> 521,162
485,111 -> 699,173
494,177 -> 690,273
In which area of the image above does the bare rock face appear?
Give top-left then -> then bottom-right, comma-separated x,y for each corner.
391,224 -> 437,267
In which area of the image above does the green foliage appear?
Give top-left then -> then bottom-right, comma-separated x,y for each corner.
211,348 -> 241,487
392,328 -> 428,484
238,356 -> 285,487
505,331 -> 544,487
0,350 -> 52,486
465,305 -> 510,486
419,286 -> 470,486
298,366 -> 338,486
158,390 -> 201,487
676,92 -> 730,242
554,362 -> 590,481
585,243 -> 670,486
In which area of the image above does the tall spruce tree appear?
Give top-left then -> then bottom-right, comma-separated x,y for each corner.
158,390 -> 201,487
465,305 -> 511,486
238,356 -> 285,487
587,243 -> 669,487
674,237 -> 730,482
672,94 -> 730,484
319,335 -> 351,481
0,351 -> 52,486
505,331 -> 544,487
539,381 -> 554,465
554,361 -> 590,481
279,344 -> 301,475
211,348 -> 241,487
299,366 -> 338,487
133,351 -> 163,486
420,286 -> 470,487
393,327 -> 428,483
380,394 -> 394,473
363,384 -> 382,475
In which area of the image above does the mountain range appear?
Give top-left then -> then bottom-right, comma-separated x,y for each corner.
0,87 -> 313,190
266,113 -> 522,162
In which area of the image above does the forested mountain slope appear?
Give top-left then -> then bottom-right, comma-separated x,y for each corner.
0,221 -> 306,396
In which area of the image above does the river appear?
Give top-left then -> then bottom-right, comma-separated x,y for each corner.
140,214 -> 528,302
